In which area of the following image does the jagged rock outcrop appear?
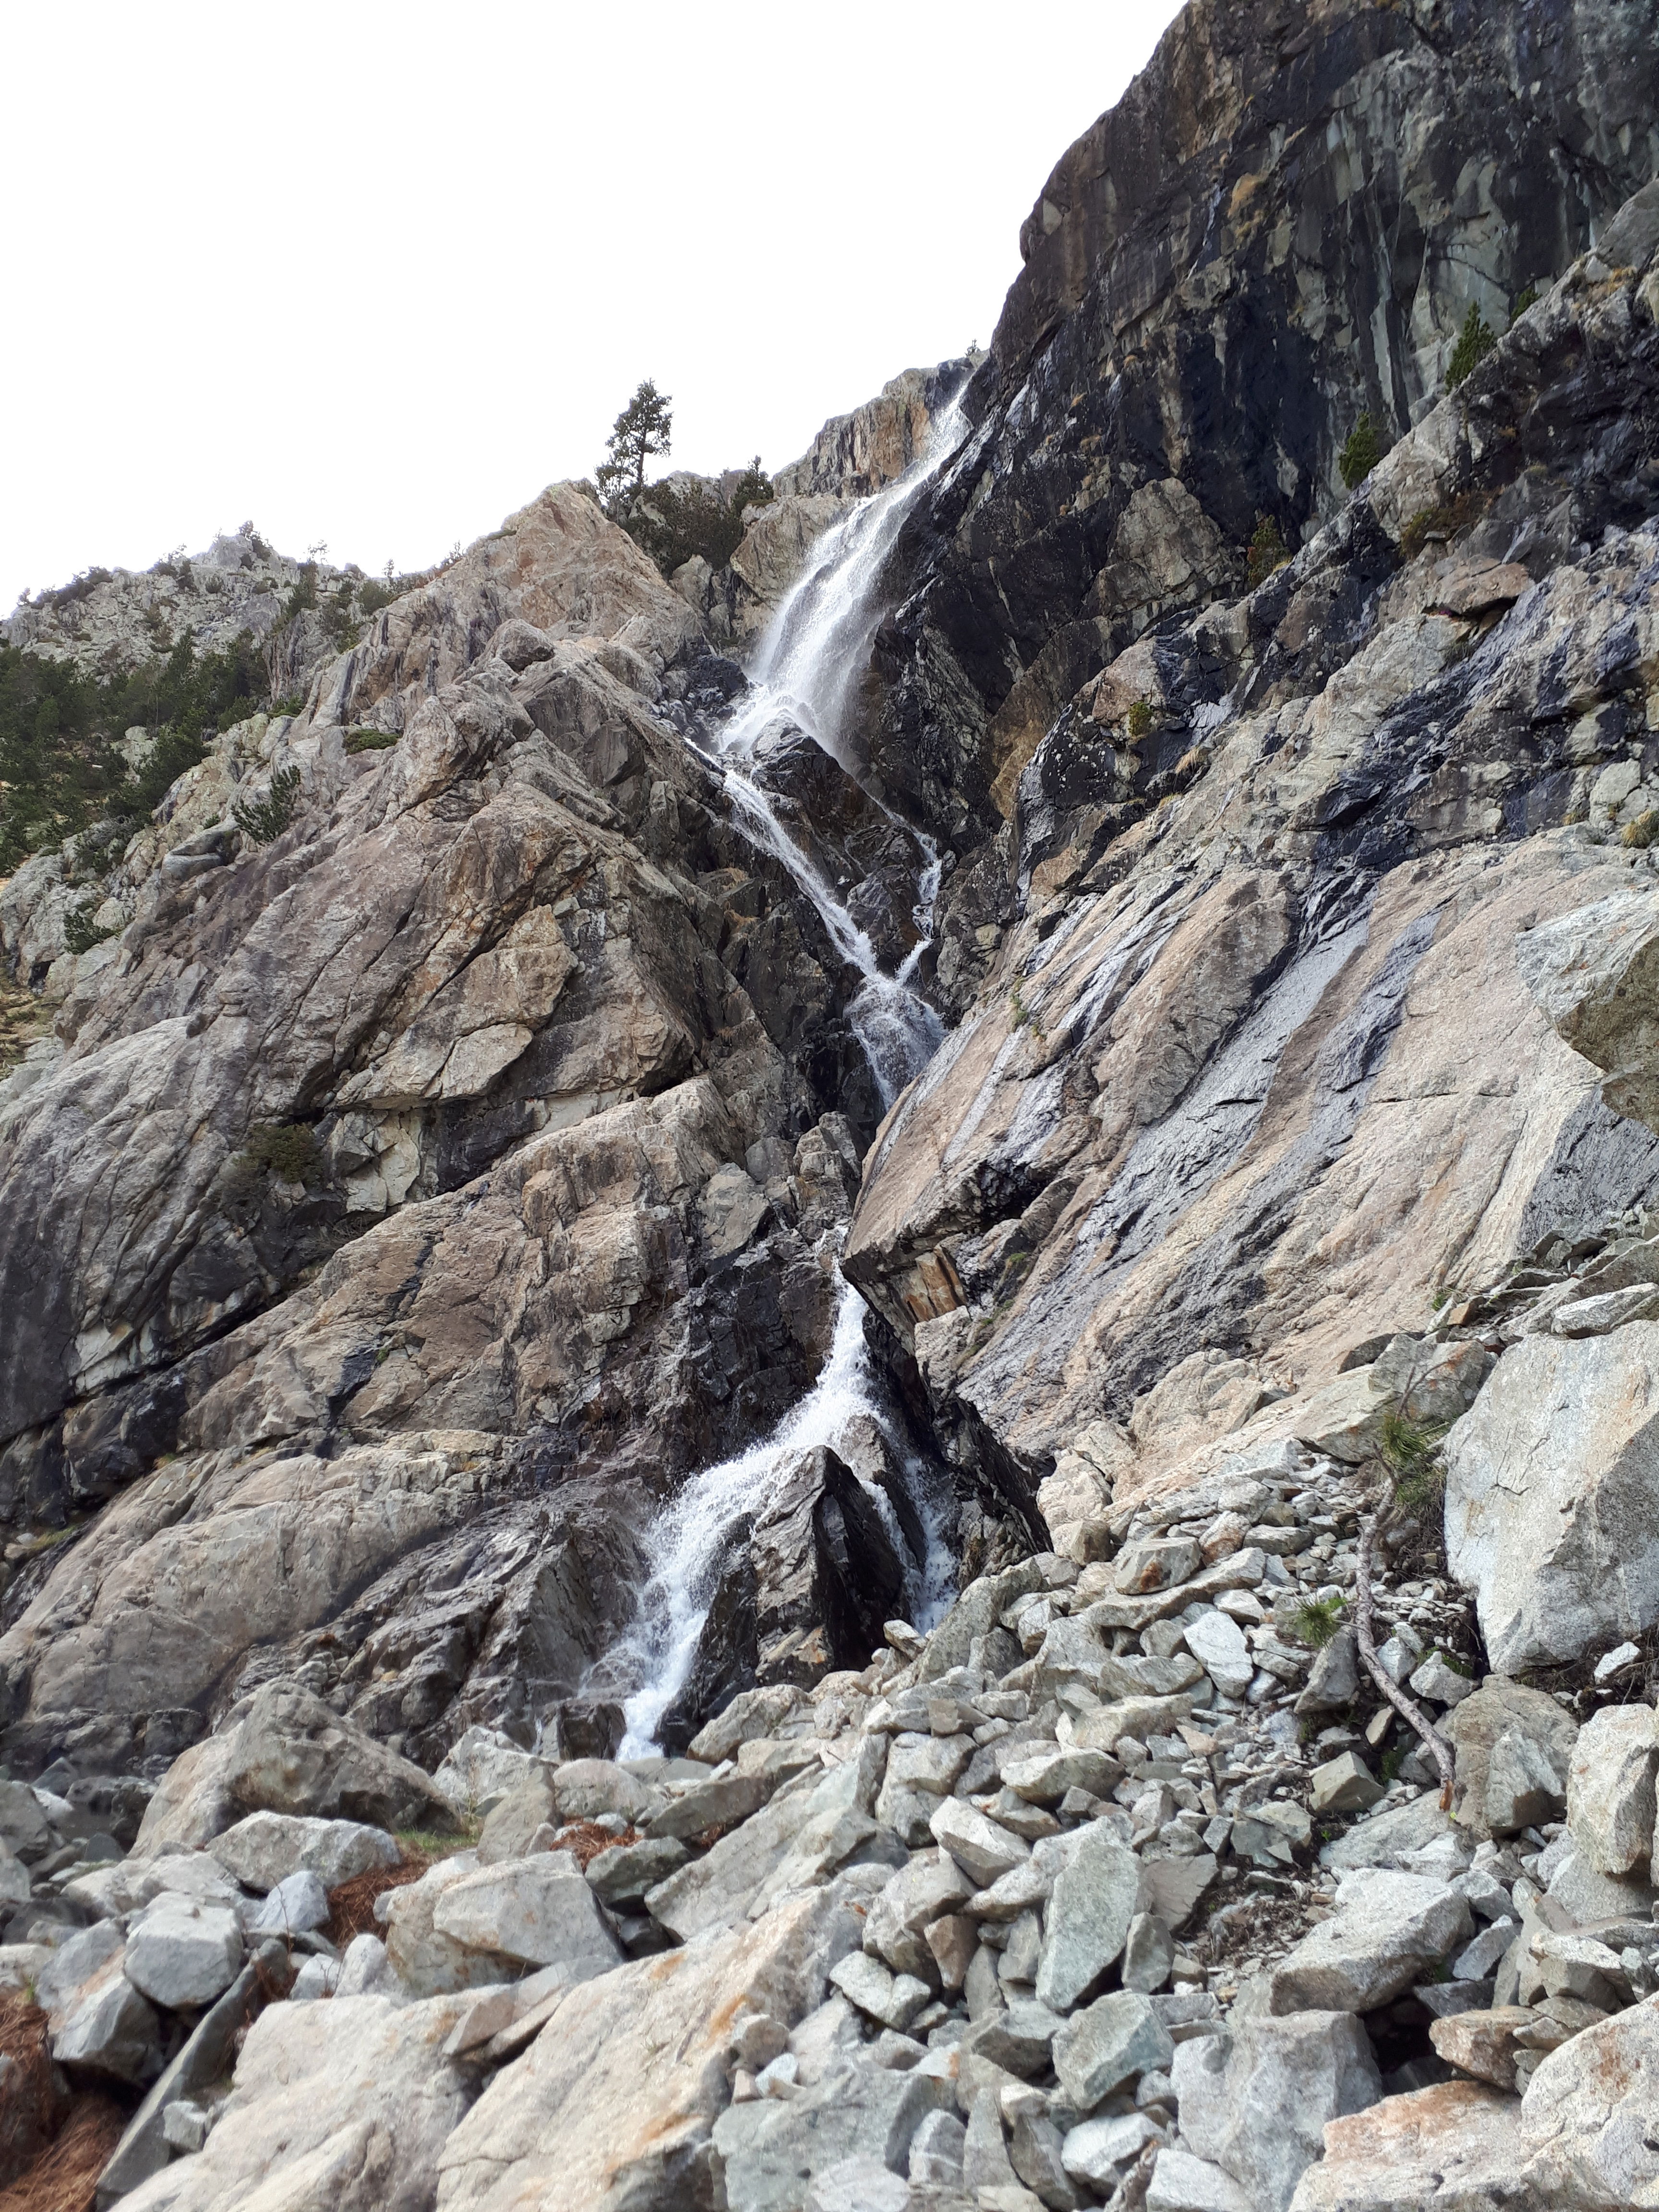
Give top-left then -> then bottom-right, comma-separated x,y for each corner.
864,0 -> 1659,858
847,164 -> 1659,1536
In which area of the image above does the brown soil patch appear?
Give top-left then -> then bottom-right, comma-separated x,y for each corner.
0,2097 -> 128,2212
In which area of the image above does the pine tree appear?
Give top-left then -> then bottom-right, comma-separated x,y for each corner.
595,380 -> 673,516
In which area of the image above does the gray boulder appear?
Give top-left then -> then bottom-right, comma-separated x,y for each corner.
124,1895 -> 244,2010
113,1989 -> 479,2212
1173,2010 -> 1382,2212
135,1681 -> 457,1851
1565,1701 -> 1657,1875
40,1923 -> 162,2084
1266,1872 -> 1471,2014
432,1854 -> 623,1974
246,1869 -> 330,1937
1518,1991 -> 1659,2205
209,1809 -> 400,1892
1036,1826 -> 1145,2011
1444,1328 -> 1659,1670
1053,1990 -> 1174,2108
1443,1678 -> 1577,1838
0,1779 -> 52,1863
476,1776 -> 559,1864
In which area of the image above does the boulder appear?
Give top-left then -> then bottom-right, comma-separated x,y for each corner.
829,1952 -> 931,2032
1443,1679 -> 1577,1838
1266,1872 -> 1471,2014
552,1758 -> 660,1826
1427,2006 -> 1536,2092
436,1890 -> 859,2210
136,1683 -> 457,1851
208,1810 -> 400,1893
124,1896 -> 244,2010
1036,1827 -> 1144,2011
433,1854 -> 623,1974
1145,2147 -> 1253,2212
929,1800 -> 1029,1888
1182,1610 -> 1253,1697
433,1727 -> 552,1813
246,1870 -> 330,1937
1565,1701 -> 1658,1875
382,1857 -> 520,1996
114,1989 -> 479,2212
646,1753 -> 878,1942
1318,1790 -> 1451,1871
715,2058 -> 955,2208
1001,1747 -> 1121,1804
1443,1329 -> 1659,1670
1062,2112 -> 1162,2190
1310,1753 -> 1386,1816
1517,1991 -> 1659,2205
1172,2011 -> 1381,2212
476,1777 -> 559,1864
864,1854 -> 972,1979
1053,1991 -> 1174,2108
585,1835 -> 689,1905
96,1938 -> 296,2203
687,1683 -> 805,1766
40,1923 -> 162,2083
1295,1629 -> 1359,1715
0,1779 -> 52,1862
1286,2081 -> 1521,2210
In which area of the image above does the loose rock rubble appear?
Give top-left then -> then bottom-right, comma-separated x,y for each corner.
1,1323 -> 1653,2210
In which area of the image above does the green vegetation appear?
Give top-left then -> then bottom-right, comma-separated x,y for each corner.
1622,811 -> 1659,850
1126,697 -> 1155,739
237,1121 -> 323,1185
0,631 -> 270,871
1512,284 -> 1541,319
1398,491 -> 1483,562
344,726 -> 399,754
1447,302 -> 1498,389
1339,412 -> 1382,491
1247,513 -> 1291,589
628,461 -> 776,577
1382,1406 -> 1450,1516
233,763 -> 302,844
1290,1594 -> 1346,1649
596,378 -> 674,514
63,900 -> 121,956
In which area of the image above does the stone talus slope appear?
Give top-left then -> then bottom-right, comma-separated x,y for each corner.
3,1437 -> 1657,2212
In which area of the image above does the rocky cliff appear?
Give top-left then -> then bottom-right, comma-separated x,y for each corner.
5,0 -> 1659,2207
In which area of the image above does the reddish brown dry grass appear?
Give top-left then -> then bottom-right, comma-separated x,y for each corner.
547,1820 -> 637,1870
324,1851 -> 431,1946
0,2097 -> 127,2212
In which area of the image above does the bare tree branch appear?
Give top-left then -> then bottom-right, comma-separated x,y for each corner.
1353,1511 -> 1455,1807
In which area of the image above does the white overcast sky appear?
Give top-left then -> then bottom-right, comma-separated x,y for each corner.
1,0 -> 1181,611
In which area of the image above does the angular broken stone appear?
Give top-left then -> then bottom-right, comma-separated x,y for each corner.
1115,1538 -> 1201,1596
1053,1990 -> 1174,2108
1310,1752 -> 1386,1816
1427,2005 -> 1535,2092
1565,1701 -> 1658,1876
1036,1826 -> 1144,2011
1173,2009 -> 1380,2212
1443,1679 -> 1576,1838
1293,1628 -> 1359,1715
124,1895 -> 244,2010
929,1798 -> 1030,1887
1122,1911 -> 1176,1994
1266,1871 -> 1472,2013
432,1854 -> 624,1974
208,1810 -> 400,1893
829,1951 -> 931,2032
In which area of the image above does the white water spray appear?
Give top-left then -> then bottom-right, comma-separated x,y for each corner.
610,402 -> 969,1747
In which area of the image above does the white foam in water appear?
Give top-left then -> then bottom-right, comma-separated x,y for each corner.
610,406 -> 970,1749
616,1283 -> 947,1757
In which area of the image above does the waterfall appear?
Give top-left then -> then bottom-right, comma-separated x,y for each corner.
609,402 -> 968,1752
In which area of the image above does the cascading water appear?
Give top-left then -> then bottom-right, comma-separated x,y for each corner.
610,403 -> 968,1752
